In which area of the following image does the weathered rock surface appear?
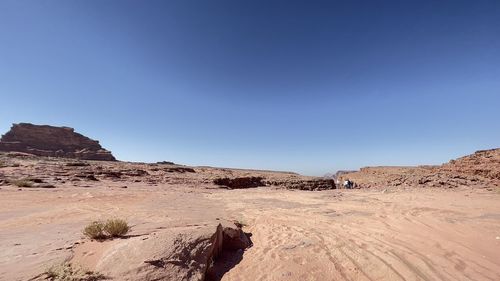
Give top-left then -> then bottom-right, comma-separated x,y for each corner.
213,177 -> 336,190
339,148 -> 500,188
213,177 -> 265,189
72,222 -> 250,281
440,148 -> 500,181
0,123 -> 116,161
265,178 -> 335,190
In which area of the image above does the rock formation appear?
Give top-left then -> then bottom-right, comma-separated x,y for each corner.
67,222 -> 250,281
265,178 -> 336,190
338,148 -> 500,188
440,148 -> 500,181
213,177 -> 265,189
0,123 -> 116,161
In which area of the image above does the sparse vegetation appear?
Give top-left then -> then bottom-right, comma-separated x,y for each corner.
83,219 -> 130,240
6,177 -> 55,188
9,179 -> 34,187
44,263 -> 106,281
233,219 -> 248,228
83,221 -> 106,240
104,219 -> 130,237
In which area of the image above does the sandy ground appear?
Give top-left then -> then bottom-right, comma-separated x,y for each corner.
213,187 -> 500,281
0,183 -> 499,281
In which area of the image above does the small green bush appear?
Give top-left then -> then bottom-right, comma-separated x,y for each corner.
45,263 -> 105,281
83,221 -> 106,240
104,219 -> 130,237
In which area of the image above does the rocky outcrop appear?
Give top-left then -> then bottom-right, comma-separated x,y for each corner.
339,148 -> 500,188
440,149 -> 500,181
0,123 -> 116,161
72,222 -> 250,281
213,176 -> 336,191
266,179 -> 336,190
213,177 -> 265,189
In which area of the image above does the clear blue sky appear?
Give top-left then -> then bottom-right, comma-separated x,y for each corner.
1,1 -> 499,175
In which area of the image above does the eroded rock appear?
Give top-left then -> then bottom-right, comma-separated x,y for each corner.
266,179 -> 336,190
338,148 -> 500,188
73,222 -> 250,281
213,177 -> 265,189
0,123 -> 116,161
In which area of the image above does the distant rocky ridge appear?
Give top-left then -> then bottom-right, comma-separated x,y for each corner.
338,148 -> 500,188
0,123 -> 116,161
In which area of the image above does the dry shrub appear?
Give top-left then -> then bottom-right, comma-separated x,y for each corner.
9,179 -> 34,187
233,219 -> 248,228
82,221 -> 106,240
104,218 -> 130,237
82,219 -> 130,240
45,263 -> 105,281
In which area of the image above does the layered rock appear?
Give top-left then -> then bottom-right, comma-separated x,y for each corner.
440,148 -> 500,181
0,123 -> 116,161
338,148 -> 500,188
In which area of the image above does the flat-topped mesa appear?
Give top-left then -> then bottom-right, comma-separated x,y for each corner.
0,123 -> 116,161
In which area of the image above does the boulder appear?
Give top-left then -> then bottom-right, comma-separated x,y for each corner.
72,222 -> 250,281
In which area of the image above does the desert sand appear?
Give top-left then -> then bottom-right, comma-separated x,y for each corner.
1,151 -> 499,281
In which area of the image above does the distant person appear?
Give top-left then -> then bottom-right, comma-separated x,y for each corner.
343,180 -> 353,189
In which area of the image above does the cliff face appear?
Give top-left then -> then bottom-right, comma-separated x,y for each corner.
440,149 -> 500,181
0,123 -> 116,161
338,149 -> 500,188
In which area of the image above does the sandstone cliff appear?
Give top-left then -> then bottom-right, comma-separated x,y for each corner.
0,123 -> 116,161
338,148 -> 500,188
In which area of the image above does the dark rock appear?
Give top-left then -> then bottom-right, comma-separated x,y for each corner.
157,161 -> 175,165
74,174 -> 99,181
27,178 -> 44,183
213,177 -> 265,189
100,171 -> 122,178
266,179 -> 336,191
163,167 -> 196,173
122,169 -> 148,177
66,162 -> 90,167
